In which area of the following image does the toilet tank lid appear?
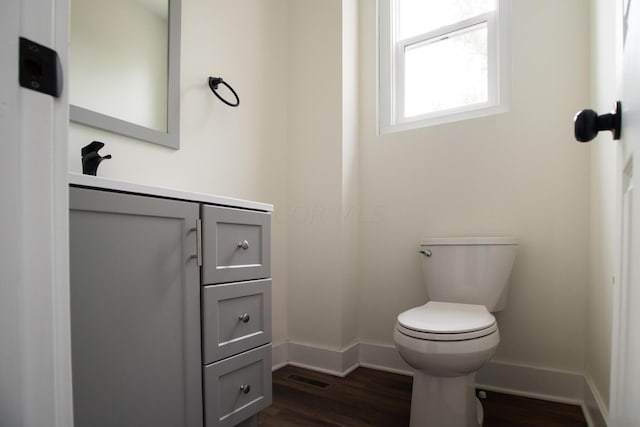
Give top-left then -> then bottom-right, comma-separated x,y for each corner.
421,236 -> 518,246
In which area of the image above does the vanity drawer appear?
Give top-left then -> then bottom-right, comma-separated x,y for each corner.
202,279 -> 271,364
204,344 -> 272,427
202,206 -> 271,285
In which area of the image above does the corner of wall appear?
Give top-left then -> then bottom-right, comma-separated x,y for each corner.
583,374 -> 609,427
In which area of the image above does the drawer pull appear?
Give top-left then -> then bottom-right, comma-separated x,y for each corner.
240,384 -> 251,394
239,313 -> 251,323
237,240 -> 250,250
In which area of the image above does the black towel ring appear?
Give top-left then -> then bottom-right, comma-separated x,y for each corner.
208,77 -> 240,107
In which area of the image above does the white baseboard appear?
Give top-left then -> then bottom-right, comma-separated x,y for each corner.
475,359 -> 584,404
272,341 -> 608,426
271,341 -> 289,371
273,341 -> 359,377
582,375 -> 609,427
358,342 -> 413,375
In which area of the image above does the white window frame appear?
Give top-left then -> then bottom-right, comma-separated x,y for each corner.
378,0 -> 511,134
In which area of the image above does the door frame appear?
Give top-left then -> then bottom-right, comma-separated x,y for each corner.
0,0 -> 72,425
609,0 -> 639,425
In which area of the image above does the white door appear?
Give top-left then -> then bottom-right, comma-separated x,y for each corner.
610,0 -> 640,425
0,0 -> 72,426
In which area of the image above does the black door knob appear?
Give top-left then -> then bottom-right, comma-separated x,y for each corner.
574,101 -> 622,142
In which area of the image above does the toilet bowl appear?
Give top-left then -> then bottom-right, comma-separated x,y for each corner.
395,302 -> 499,426
394,237 -> 517,427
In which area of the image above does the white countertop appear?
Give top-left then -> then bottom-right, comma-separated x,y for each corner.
69,173 -> 273,212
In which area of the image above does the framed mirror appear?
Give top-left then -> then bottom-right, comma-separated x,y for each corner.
69,0 -> 181,149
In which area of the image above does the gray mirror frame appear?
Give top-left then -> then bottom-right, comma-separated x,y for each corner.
70,0 -> 181,150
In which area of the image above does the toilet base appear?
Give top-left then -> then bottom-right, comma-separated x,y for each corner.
409,371 -> 481,427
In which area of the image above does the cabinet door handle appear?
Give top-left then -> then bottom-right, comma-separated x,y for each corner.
239,313 -> 250,323
237,240 -> 249,250
189,220 -> 202,266
189,219 -> 202,267
240,384 -> 251,394
196,219 -> 202,266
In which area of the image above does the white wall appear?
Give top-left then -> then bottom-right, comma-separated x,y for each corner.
358,0 -> 592,374
68,0 -> 291,345
285,0 -> 360,350
587,0 -> 619,415
340,0 -> 360,352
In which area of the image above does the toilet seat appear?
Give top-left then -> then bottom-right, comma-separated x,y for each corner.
397,301 -> 497,341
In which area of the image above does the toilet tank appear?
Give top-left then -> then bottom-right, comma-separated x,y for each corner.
420,237 -> 517,312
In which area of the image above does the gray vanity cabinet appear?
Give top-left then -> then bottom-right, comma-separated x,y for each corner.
69,182 -> 272,427
201,205 -> 272,427
69,187 -> 203,427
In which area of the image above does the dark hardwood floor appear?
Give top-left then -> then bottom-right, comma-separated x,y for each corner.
259,365 -> 587,427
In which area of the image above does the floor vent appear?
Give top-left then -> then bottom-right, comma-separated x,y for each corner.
288,374 -> 331,389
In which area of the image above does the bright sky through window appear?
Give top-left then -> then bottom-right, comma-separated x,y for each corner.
404,23 -> 488,117
397,0 -> 496,40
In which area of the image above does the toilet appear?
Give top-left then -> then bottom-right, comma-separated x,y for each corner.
394,237 -> 517,427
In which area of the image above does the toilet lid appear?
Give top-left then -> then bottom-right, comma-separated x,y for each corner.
397,301 -> 496,338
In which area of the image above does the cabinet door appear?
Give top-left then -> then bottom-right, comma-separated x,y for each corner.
202,206 -> 271,285
69,187 -> 202,427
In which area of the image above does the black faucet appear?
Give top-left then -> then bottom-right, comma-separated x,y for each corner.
81,141 -> 111,176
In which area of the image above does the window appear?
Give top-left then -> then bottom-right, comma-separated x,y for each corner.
379,0 -> 510,133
